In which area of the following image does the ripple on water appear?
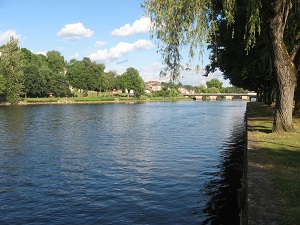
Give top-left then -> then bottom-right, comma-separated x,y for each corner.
0,101 -> 246,224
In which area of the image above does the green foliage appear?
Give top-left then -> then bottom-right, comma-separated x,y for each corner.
119,67 -> 145,97
194,84 -> 207,93
67,59 -> 86,91
193,80 -> 246,94
24,64 -> 47,97
50,73 -> 71,97
143,0 -> 212,81
151,88 -> 180,98
46,50 -> 65,74
67,57 -> 105,93
0,74 -> 5,94
206,87 -> 220,93
224,86 -> 247,93
0,37 -> 24,103
100,70 -> 117,92
206,78 -> 223,90
183,84 -> 193,91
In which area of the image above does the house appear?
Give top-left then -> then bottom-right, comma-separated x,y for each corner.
178,87 -> 194,95
145,81 -> 162,92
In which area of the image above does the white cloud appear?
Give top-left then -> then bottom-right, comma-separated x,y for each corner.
111,17 -> 151,36
95,41 -> 106,46
0,30 -> 22,45
69,52 -> 80,59
34,51 -> 47,56
88,39 -> 153,63
57,23 -> 94,40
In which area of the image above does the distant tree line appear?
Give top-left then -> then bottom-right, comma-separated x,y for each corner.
0,37 -> 247,103
193,78 -> 246,94
0,37 -> 146,103
162,78 -> 246,94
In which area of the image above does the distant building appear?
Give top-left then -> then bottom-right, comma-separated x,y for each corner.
145,81 -> 162,92
178,87 -> 194,95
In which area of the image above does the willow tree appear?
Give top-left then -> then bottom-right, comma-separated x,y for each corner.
144,0 -> 300,132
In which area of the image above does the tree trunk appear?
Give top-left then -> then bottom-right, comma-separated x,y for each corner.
269,0 -> 297,132
294,73 -> 300,116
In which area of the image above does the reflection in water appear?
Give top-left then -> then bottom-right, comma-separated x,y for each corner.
200,117 -> 245,225
0,101 -> 247,224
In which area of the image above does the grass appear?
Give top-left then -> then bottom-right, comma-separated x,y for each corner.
23,95 -> 188,103
71,96 -> 115,102
247,102 -> 300,225
25,97 -> 60,102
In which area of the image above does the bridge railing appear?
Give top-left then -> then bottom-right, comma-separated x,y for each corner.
183,93 -> 257,97
183,93 -> 257,102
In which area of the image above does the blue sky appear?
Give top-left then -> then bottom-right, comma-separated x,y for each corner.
0,0 -> 230,86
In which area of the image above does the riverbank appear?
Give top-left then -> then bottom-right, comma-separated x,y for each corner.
242,102 -> 300,224
0,96 -> 189,106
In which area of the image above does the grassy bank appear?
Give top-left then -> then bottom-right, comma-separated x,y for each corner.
247,102 -> 300,224
23,96 -> 188,103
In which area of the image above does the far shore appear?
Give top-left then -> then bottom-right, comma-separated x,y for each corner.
0,96 -> 191,106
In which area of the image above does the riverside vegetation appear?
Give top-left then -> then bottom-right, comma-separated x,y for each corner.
247,102 -> 300,224
0,38 -> 245,105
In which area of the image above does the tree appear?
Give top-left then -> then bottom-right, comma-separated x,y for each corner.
204,1 -> 276,104
67,58 -> 105,94
47,50 -> 65,74
266,1 -> 299,132
50,73 -> 71,97
100,70 -> 117,93
39,66 -> 53,96
194,84 -> 207,93
67,59 -> 87,91
0,74 -> 5,95
206,78 -> 223,90
120,67 -> 145,97
207,86 -> 220,93
24,64 -> 46,97
144,0 -> 300,132
82,58 -> 104,92
0,37 -> 24,103
183,84 -> 193,91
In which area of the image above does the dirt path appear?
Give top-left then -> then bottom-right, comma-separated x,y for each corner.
241,103 -> 281,224
246,132 -> 280,224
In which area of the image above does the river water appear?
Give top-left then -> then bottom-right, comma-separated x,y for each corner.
0,101 -> 246,224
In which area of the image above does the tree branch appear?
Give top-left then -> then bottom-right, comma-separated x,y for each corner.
282,0 -> 291,34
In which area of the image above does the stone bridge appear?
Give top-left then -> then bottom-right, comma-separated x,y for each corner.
183,93 -> 257,101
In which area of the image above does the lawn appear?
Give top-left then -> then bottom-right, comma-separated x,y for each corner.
247,102 -> 300,224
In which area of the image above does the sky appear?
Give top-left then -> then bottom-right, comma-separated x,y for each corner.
0,0 -> 231,86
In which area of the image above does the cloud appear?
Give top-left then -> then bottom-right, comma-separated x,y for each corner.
111,17 -> 151,36
95,41 -> 106,46
57,23 -> 94,40
0,30 -> 22,45
34,51 -> 47,56
88,39 -> 153,63
69,52 -> 80,59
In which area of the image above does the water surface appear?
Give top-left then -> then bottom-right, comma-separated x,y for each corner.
0,101 -> 246,224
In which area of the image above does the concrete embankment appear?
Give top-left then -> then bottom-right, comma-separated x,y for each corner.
239,103 -> 280,225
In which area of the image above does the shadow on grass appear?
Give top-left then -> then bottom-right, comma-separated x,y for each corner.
247,102 -> 274,134
247,145 -> 300,224
262,147 -> 300,224
247,102 -> 274,118
247,125 -> 272,134
258,140 -> 300,150
247,102 -> 300,224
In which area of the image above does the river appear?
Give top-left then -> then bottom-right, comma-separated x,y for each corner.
0,100 -> 246,224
